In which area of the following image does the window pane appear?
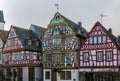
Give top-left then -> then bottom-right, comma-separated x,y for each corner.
106,50 -> 112,61
103,36 -> 106,43
89,37 -> 93,44
10,39 -> 15,46
46,54 -> 52,62
98,36 -> 102,43
30,52 -> 34,60
45,71 -> 50,79
83,52 -> 89,61
96,51 -> 103,61
66,71 -> 71,80
60,71 -> 65,80
94,37 -> 97,44
56,38 -> 61,45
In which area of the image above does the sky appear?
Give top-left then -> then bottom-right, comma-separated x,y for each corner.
0,0 -> 120,36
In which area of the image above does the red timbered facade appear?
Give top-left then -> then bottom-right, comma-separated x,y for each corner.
2,25 -> 45,81
79,22 -> 120,81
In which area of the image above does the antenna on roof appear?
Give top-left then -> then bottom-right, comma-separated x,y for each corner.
55,4 -> 59,12
99,14 -> 107,24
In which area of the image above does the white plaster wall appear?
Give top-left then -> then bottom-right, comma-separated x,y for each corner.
23,67 -> 29,81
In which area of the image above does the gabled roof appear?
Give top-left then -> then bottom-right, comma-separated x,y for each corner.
49,12 -> 87,36
0,30 -> 8,42
30,24 -> 46,38
81,21 -> 120,49
0,10 -> 5,23
95,22 -> 120,49
12,25 -> 42,51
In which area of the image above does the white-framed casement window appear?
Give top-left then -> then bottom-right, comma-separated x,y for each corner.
60,71 -> 71,80
96,51 -> 103,61
83,52 -> 89,61
106,50 -> 113,61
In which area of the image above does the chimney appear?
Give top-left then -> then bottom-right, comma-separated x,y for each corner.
108,28 -> 112,34
78,22 -> 82,27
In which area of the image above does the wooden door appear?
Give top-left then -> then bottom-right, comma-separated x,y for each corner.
52,70 -> 57,81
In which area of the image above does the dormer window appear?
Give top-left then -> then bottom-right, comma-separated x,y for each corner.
28,39 -> 32,45
27,37 -> 32,45
36,40 -> 39,46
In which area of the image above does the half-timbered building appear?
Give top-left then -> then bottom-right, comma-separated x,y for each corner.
42,12 -> 87,81
2,25 -> 45,81
79,22 -> 120,81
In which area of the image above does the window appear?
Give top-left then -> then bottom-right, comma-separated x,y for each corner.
83,52 -> 89,61
12,52 -> 21,60
46,54 -> 52,62
89,36 -> 107,44
60,71 -> 71,80
60,71 -> 65,79
56,38 -> 61,45
106,50 -> 113,61
10,39 -> 15,46
30,52 -> 34,60
96,51 -> 103,61
66,71 -> 71,80
96,26 -> 100,31
53,26 -> 60,35
98,36 -> 102,43
94,37 -> 97,44
45,71 -> 50,79
4,54 -> 9,62
103,36 -> 106,43
89,37 -> 93,44
28,39 -> 32,45
36,41 -> 39,46
53,39 -> 57,44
